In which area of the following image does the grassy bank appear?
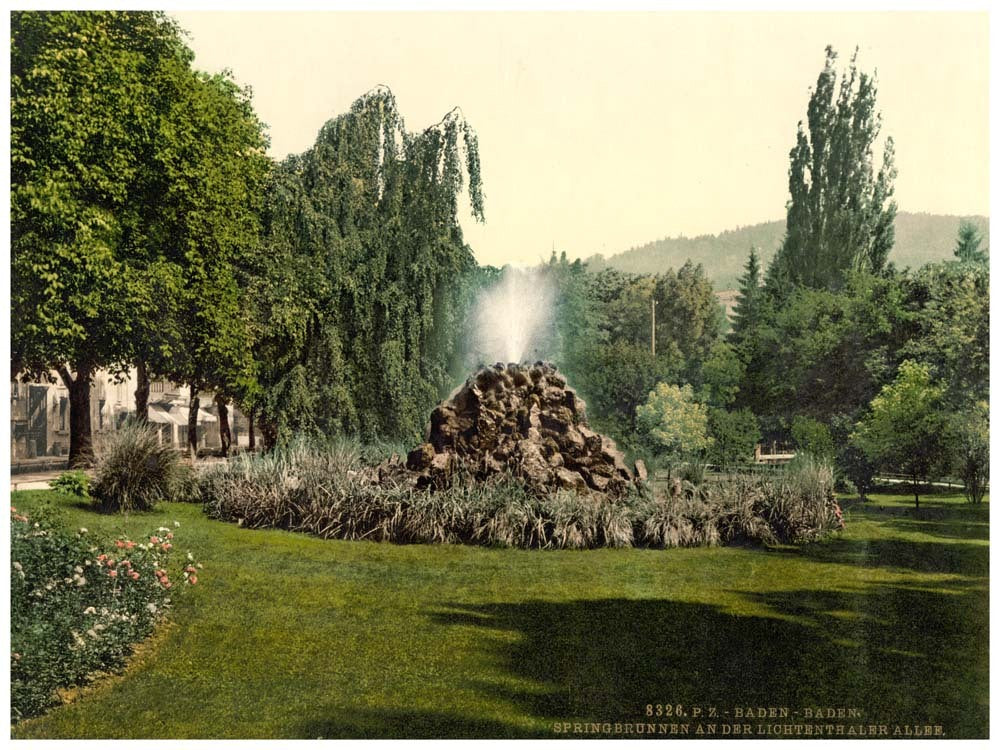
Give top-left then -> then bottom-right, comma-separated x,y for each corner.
10,490 -> 989,739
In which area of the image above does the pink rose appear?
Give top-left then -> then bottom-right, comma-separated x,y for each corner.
109,570 -> 117,578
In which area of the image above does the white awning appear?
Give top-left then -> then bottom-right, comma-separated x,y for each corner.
146,403 -> 217,426
148,404 -> 181,425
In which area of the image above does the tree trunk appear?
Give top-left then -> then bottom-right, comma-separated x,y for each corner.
913,472 -> 920,508
261,418 -> 278,453
215,393 -> 231,457
59,364 -> 94,468
134,360 -> 150,422
188,384 -> 200,460
248,403 -> 256,451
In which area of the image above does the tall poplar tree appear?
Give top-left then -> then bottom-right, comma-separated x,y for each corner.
770,46 -> 897,292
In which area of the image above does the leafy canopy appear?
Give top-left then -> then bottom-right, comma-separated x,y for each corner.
637,382 -> 712,464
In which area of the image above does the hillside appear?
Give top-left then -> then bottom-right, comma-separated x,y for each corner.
584,212 -> 989,289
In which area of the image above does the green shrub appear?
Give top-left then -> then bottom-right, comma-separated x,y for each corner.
171,463 -> 202,504
9,504 -> 201,722
91,421 -> 183,513
718,454 -> 841,544
50,470 -> 91,499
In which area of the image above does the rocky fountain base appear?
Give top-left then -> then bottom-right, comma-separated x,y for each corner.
383,362 -> 644,496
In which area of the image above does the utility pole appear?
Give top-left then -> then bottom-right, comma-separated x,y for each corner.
651,298 -> 657,356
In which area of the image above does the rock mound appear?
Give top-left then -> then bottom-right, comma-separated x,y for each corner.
393,362 -> 637,496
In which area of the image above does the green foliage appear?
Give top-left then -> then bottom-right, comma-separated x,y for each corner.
901,261 -> 989,408
50,470 -> 92,499
552,260 -> 720,445
11,11 -> 270,460
771,46 -> 897,292
851,360 -> 950,505
707,407 -> 760,466
11,11 -> 188,378
950,402 -> 989,504
141,67 -> 271,402
10,504 -> 199,721
737,270 -> 909,425
569,340 -> 676,441
254,88 -> 482,443
790,416 -> 835,461
713,456 -> 841,544
636,383 -> 712,468
954,220 -> 988,265
729,247 -> 765,349
836,443 -> 877,501
91,422 -> 185,513
199,445 -> 637,550
699,341 -> 744,407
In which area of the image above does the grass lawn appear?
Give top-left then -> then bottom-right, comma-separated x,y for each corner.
10,489 -> 989,739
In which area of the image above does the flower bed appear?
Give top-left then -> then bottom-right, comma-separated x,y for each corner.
10,505 -> 202,722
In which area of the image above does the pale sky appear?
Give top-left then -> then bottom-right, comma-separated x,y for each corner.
171,11 -> 989,267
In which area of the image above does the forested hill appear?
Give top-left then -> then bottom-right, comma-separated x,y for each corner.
584,212 -> 989,288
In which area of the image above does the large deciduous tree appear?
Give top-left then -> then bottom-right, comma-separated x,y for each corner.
851,360 -> 950,507
637,382 -> 712,476
770,46 -> 897,292
140,69 -> 271,457
11,11 -> 192,465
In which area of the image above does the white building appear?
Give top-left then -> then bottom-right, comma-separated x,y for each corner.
10,369 -> 250,461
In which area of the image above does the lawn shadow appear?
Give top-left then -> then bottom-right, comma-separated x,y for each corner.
775,498 -> 990,575
768,537 -> 988,576
422,585 -> 987,738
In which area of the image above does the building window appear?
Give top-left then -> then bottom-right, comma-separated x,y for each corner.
98,399 -> 105,429
11,381 -> 19,398
152,381 -> 164,393
59,397 -> 68,431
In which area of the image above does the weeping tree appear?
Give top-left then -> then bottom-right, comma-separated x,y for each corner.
770,46 -> 897,293
254,87 -> 484,446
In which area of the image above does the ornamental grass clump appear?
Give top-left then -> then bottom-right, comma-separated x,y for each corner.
91,421 -> 184,513
633,489 -> 723,548
712,455 -> 841,544
200,445 -> 640,550
9,505 -> 201,722
198,440 -> 842,549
